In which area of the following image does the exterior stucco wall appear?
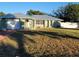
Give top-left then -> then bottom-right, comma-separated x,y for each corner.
45,20 -> 54,28
49,20 -> 52,28
23,20 -> 33,30
32,20 -> 54,29
34,20 -> 44,29
23,19 -> 62,30
44,20 -> 48,28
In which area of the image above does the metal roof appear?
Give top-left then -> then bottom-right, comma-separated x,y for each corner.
13,13 -> 30,18
30,15 -> 62,21
0,13 -> 62,21
0,13 -> 30,19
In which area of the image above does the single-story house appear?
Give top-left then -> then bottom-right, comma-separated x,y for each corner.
0,13 -> 63,30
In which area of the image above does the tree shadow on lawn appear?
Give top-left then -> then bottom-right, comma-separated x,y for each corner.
7,31 -> 32,57
0,43 -> 17,57
37,31 -> 79,39
24,35 -> 36,43
23,31 -> 79,39
0,31 -> 17,57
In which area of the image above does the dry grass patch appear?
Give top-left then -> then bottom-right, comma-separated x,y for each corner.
24,28 -> 79,56
0,28 -> 79,56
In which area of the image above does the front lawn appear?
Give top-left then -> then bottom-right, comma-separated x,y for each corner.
0,28 -> 79,56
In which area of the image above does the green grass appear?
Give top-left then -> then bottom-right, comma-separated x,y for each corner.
37,28 -> 79,39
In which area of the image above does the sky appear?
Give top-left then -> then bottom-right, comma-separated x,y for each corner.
0,2 -> 78,14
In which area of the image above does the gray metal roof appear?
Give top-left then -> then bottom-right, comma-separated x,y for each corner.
13,13 -> 30,18
0,13 -> 62,21
0,13 -> 30,19
0,14 -> 16,18
30,15 -> 62,21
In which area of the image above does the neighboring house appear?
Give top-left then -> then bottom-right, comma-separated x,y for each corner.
0,13 -> 62,30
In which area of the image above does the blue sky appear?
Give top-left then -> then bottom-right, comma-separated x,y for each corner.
0,2 -> 78,14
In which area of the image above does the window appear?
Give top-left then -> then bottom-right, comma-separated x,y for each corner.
36,20 -> 44,24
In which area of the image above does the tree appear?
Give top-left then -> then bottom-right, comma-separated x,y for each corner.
27,9 -> 46,15
0,12 -> 5,16
0,18 -> 7,30
0,12 -> 6,30
53,3 -> 79,22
